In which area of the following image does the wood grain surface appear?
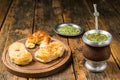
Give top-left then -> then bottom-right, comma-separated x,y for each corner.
0,0 -> 120,80
0,0 -> 12,28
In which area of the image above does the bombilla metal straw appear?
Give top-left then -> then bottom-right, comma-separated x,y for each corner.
93,4 -> 99,30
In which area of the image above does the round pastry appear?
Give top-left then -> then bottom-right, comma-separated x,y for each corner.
25,30 -> 51,48
34,41 -> 65,63
8,42 -> 32,65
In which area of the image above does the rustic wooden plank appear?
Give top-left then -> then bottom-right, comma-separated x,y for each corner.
107,0 -> 120,14
104,0 -> 120,68
0,0 -> 12,28
61,0 -> 120,80
30,0 -> 75,80
0,0 -> 13,79
61,0 -> 99,79
61,0 -> 89,80
0,0 -> 35,79
52,0 -> 63,23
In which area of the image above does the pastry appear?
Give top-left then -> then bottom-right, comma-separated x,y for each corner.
25,30 -> 51,48
34,41 -> 65,63
8,42 -> 32,65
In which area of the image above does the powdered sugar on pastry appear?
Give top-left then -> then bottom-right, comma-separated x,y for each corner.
8,42 -> 32,65
34,41 -> 65,63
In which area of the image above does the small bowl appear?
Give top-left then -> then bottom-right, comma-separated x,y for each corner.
54,23 -> 83,37
82,29 -> 112,47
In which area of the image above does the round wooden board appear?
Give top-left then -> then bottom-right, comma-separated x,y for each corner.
2,38 -> 71,78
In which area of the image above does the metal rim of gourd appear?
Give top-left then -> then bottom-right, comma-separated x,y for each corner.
82,29 -> 112,47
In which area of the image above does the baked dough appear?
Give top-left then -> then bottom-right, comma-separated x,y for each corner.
34,41 -> 65,63
25,30 -> 50,48
8,42 -> 32,65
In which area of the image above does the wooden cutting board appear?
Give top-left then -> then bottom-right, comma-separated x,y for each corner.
2,38 -> 71,78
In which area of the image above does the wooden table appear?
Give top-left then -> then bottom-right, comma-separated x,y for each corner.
0,0 -> 120,80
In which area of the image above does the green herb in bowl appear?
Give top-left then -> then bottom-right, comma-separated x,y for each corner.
87,33 -> 108,42
57,25 -> 80,35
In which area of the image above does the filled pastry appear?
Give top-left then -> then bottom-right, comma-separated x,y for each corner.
25,30 -> 51,48
8,42 -> 32,65
34,41 -> 65,63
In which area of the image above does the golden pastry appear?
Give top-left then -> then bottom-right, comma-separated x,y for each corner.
25,30 -> 51,48
8,42 -> 32,65
34,41 -> 65,63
